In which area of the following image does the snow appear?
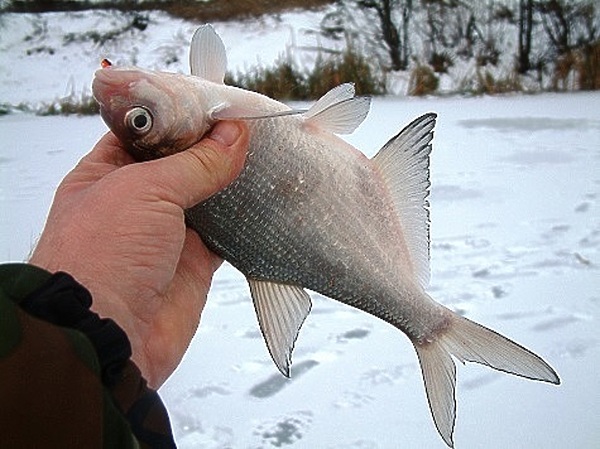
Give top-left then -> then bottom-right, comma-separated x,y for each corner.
0,10 -> 329,106
1,9 -> 600,449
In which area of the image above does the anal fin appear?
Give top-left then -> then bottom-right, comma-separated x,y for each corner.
248,278 -> 312,377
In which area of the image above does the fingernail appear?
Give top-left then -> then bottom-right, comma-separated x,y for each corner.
209,121 -> 241,147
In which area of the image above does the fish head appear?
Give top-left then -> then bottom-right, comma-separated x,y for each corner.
92,67 -> 211,160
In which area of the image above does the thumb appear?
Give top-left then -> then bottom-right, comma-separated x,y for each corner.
143,121 -> 249,208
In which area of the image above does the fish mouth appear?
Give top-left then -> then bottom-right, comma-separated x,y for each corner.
92,69 -> 127,133
92,67 -> 150,106
92,68 -> 117,106
92,67 -> 151,133
92,68 -> 145,149
92,68 -> 131,107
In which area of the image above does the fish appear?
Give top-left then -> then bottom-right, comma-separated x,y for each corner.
92,24 -> 560,447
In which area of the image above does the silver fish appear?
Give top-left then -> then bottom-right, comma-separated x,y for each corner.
92,24 -> 559,447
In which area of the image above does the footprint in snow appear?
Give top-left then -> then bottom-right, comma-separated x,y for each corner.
552,338 -> 598,359
248,360 -> 319,399
189,384 -> 232,399
327,440 -> 380,449
531,314 -> 585,332
359,364 -> 415,388
335,327 -> 371,344
462,372 -> 501,390
252,411 -> 313,447
333,390 -> 374,409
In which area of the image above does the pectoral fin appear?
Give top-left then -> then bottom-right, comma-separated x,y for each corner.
303,83 -> 371,134
248,278 -> 312,377
304,83 -> 356,117
210,104 -> 308,121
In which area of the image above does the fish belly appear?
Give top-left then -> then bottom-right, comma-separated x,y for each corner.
186,117 -> 436,334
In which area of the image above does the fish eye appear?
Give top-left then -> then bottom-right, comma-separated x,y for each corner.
125,107 -> 153,135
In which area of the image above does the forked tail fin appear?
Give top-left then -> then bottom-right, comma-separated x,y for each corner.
413,311 -> 560,447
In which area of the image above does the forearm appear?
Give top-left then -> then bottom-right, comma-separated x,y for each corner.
0,264 -> 175,449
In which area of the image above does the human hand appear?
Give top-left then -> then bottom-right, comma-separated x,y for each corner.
29,121 -> 249,388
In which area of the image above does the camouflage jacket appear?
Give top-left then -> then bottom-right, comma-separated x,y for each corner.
0,263 -> 176,448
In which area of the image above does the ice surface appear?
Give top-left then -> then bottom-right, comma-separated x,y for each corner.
1,92 -> 599,448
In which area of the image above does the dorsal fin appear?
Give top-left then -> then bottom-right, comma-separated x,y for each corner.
303,83 -> 371,134
372,113 -> 437,287
190,24 -> 227,83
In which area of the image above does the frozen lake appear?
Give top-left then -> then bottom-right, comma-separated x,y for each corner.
1,93 -> 599,448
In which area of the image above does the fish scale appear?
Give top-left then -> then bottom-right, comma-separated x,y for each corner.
92,24 -> 560,448
187,116 -> 411,313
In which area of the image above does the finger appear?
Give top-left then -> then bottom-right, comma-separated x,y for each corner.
59,132 -> 135,188
138,121 -> 249,209
83,131 -> 135,167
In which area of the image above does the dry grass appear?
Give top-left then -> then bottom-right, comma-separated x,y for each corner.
226,59 -> 308,100
550,41 -> 600,92
37,92 -> 99,116
475,69 -> 522,95
578,41 -> 600,91
4,0 -> 333,21
159,0 -> 332,22
226,45 -> 386,101
408,64 -> 439,96
308,48 -> 386,98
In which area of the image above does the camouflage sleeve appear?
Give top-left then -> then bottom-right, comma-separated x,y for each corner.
0,263 -> 176,449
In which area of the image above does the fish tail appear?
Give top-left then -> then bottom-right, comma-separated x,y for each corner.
413,311 -> 560,447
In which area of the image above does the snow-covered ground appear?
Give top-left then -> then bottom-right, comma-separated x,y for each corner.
1,8 -> 599,449
0,9 -> 334,107
1,92 -> 599,448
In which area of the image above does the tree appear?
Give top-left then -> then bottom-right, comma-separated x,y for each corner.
358,0 -> 414,71
321,0 -> 413,71
517,0 -> 534,73
538,0 -> 572,56
537,0 -> 600,90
